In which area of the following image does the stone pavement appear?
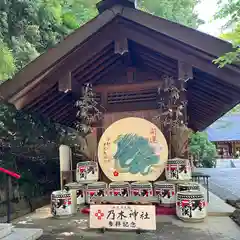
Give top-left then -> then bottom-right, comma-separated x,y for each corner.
199,185 -> 235,216
11,210 -> 240,240
198,168 -> 240,201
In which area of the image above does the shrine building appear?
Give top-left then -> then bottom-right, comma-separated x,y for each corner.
206,114 -> 240,158
0,0 -> 240,173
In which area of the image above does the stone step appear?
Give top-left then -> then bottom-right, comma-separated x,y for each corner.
0,224 -> 13,239
1,228 -> 43,240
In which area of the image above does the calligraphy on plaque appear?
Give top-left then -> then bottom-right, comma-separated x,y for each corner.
89,205 -> 156,230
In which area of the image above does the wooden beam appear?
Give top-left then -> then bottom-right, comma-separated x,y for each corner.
23,85 -> 57,111
51,103 -> 75,120
142,59 -> 176,77
139,54 -> 177,75
76,55 -> 121,84
133,47 -> 178,70
190,77 -> 238,100
90,60 -> 124,85
121,7 -> 233,58
106,101 -> 158,112
93,80 -> 162,93
193,86 -> 234,105
72,44 -> 114,77
56,110 -> 76,124
0,9 -> 120,101
10,23 -> 120,109
31,92 -> 62,113
190,89 -> 230,104
41,93 -> 70,115
58,72 -> 72,93
122,26 -> 240,88
114,37 -> 129,55
178,61 -> 193,81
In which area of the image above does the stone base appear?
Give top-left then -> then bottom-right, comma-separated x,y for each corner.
0,224 -> 42,240
0,224 -> 12,239
1,228 -> 42,240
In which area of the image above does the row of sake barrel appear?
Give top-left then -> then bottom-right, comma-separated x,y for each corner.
66,181 -> 202,206
74,158 -> 192,183
51,181 -> 207,221
51,181 -> 201,216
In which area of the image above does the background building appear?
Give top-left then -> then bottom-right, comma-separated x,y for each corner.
206,114 -> 240,158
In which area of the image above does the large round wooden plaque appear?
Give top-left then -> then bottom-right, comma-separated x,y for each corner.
98,117 -> 168,181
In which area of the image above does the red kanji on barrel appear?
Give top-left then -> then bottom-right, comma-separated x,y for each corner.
181,200 -> 189,207
64,198 -> 71,205
79,167 -> 85,173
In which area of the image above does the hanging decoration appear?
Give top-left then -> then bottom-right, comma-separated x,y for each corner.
154,74 -> 189,158
75,83 -> 103,137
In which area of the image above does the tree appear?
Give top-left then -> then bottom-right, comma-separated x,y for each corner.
213,0 -> 240,67
0,0 -> 81,78
0,100 -> 80,204
137,0 -> 204,28
189,132 -> 217,168
0,0 -> 204,79
0,40 -> 15,80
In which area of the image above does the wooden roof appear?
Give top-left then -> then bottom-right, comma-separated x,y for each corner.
0,4 -> 239,131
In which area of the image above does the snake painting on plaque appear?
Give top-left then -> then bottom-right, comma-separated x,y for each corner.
98,117 -> 168,181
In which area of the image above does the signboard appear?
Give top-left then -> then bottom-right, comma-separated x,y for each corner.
89,205 -> 156,230
98,117 -> 168,181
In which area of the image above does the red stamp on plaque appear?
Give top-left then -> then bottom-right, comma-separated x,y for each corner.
95,210 -> 104,220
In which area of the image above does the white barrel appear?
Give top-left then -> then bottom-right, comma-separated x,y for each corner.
51,190 -> 74,218
130,182 -> 153,197
86,182 -> 107,204
177,182 -> 200,192
108,182 -> 130,197
165,158 -> 191,181
65,182 -> 85,208
176,191 -> 207,222
153,181 -> 176,207
76,161 -> 99,183
59,145 -> 71,171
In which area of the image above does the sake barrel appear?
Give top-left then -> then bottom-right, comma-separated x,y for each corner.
76,161 -> 99,183
131,182 -> 153,197
86,182 -> 107,204
108,182 -> 130,197
65,182 -> 85,208
177,182 -> 200,193
176,191 -> 207,222
165,158 -> 191,181
51,190 -> 74,218
153,181 -> 176,207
